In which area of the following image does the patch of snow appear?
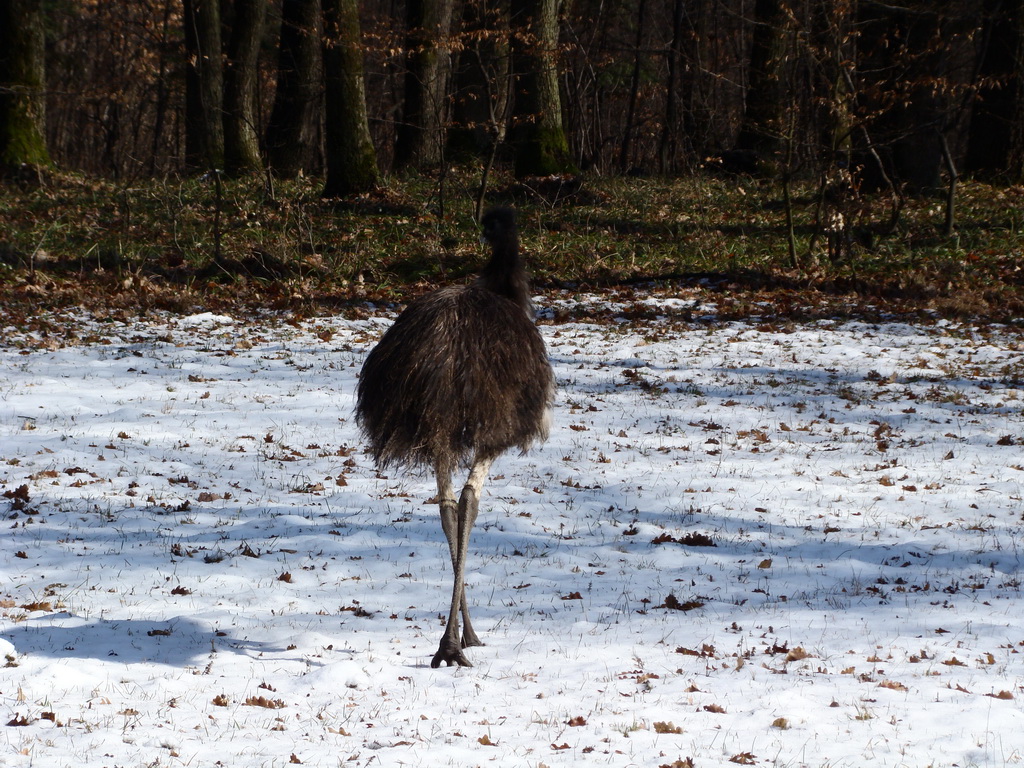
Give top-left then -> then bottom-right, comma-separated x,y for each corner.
2,296 -> 1023,767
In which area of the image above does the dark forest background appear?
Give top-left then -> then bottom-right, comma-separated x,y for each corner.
4,0 -> 1024,193
3,0 -> 1024,325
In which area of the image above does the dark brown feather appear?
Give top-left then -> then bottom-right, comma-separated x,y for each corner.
355,207 -> 554,476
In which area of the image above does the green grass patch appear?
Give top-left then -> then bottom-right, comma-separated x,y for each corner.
1,168 -> 1022,323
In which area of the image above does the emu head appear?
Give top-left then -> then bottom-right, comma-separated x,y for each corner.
480,207 -> 517,248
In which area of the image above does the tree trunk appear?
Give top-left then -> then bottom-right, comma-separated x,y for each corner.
817,2 -> 854,167
1011,2 -> 1024,181
667,0 -> 718,165
184,0 -> 224,170
659,0 -> 687,174
449,0 -> 510,159
149,0 -> 177,176
618,0 -> 648,174
266,0 -> 322,177
966,0 -> 1023,179
856,2 -> 981,195
322,0 -> 379,197
736,0 -> 791,165
395,0 -> 456,170
509,0 -> 576,178
224,0 -> 268,176
0,0 -> 50,173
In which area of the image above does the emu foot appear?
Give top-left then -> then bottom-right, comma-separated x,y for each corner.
461,630 -> 484,649
431,639 -> 473,668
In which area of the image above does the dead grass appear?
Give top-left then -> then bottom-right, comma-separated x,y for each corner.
1,168 -> 1022,324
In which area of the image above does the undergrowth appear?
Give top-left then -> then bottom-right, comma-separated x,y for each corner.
1,166 -> 1022,325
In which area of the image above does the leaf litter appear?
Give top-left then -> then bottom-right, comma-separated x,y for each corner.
1,289 -> 1024,767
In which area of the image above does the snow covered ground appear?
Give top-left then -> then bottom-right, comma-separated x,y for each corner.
2,290 -> 1024,768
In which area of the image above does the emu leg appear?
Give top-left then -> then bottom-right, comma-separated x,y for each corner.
431,457 -> 491,668
434,470 -> 467,666
435,473 -> 474,645
456,463 -> 489,649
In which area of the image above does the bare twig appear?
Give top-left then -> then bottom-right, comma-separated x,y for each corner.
938,129 -> 958,238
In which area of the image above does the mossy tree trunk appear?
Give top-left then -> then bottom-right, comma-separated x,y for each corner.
322,0 -> 379,197
0,0 -> 50,174
394,0 -> 455,170
223,0 -> 268,176
184,0 -> 225,171
266,0 -> 322,177
509,0 -> 576,178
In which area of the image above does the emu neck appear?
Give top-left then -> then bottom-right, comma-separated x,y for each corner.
477,236 -> 531,313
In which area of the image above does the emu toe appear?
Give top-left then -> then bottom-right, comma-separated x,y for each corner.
431,641 -> 473,668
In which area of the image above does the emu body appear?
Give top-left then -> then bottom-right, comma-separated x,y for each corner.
355,207 -> 554,667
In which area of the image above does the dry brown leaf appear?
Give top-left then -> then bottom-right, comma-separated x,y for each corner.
244,696 -> 286,709
785,646 -> 811,662
879,680 -> 908,692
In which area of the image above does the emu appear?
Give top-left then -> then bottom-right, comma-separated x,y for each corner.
355,207 -> 555,668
